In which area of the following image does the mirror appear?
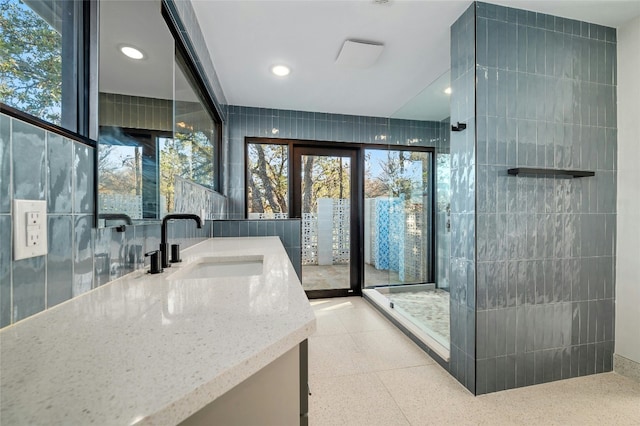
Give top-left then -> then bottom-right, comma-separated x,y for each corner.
97,0 -> 219,227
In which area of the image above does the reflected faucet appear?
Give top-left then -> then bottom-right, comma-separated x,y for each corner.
160,214 -> 203,269
99,213 -> 133,225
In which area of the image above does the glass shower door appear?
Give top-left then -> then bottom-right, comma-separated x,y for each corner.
363,148 -> 432,288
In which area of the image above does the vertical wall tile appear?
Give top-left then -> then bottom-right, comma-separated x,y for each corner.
474,1 -> 616,394
0,115 -> 10,213
47,134 -> 73,213
73,143 -> 94,213
12,119 -> 46,200
12,256 -> 45,322
94,226 -> 111,286
74,215 -> 94,296
47,215 -> 73,307
0,215 -> 11,327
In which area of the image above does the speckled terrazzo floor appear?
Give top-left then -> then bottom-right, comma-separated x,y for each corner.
308,297 -> 640,426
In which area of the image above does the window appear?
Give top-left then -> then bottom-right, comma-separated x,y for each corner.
0,0 -> 88,134
246,142 -> 289,218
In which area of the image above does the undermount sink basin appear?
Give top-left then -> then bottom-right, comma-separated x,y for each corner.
168,255 -> 264,280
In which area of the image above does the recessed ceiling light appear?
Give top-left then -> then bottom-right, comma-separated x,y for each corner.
444,87 -> 452,95
119,45 -> 145,60
271,65 -> 291,77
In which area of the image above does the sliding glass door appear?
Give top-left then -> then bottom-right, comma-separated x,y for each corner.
292,146 -> 360,297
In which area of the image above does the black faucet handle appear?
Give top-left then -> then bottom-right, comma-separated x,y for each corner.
170,244 -> 182,263
145,250 -> 163,274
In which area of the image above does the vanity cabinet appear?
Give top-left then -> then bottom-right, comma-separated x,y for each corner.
182,341 -> 308,426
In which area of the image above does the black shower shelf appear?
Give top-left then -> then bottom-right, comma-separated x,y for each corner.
507,168 -> 595,178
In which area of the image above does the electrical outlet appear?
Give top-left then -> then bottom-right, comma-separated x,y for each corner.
26,225 -> 42,247
13,199 -> 47,260
27,211 -> 43,225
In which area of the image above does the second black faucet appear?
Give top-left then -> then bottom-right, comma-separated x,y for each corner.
160,214 -> 203,269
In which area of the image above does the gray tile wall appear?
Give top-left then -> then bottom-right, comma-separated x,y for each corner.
449,3 -> 477,393
213,219 -> 302,280
226,105 -> 446,219
473,2 -> 616,394
0,113 -> 223,328
1,114 -> 95,325
98,93 -> 173,131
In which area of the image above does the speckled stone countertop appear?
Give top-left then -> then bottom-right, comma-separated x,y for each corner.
0,237 -> 316,425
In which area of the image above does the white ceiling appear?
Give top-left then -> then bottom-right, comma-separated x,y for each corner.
192,0 -> 640,120
99,0 -> 197,103
99,0 -> 174,100
99,1 -> 640,122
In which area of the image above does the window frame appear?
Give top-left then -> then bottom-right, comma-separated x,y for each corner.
0,0 -> 97,147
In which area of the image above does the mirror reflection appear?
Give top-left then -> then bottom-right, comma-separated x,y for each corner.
97,0 -> 218,227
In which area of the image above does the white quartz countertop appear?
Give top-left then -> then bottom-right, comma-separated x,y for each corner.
0,237 -> 316,425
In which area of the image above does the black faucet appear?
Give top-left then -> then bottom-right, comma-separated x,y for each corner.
160,213 -> 203,269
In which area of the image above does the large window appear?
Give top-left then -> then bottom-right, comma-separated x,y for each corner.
0,0 -> 88,134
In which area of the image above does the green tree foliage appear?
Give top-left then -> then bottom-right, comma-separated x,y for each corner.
302,155 -> 350,213
98,144 -> 141,196
365,151 -> 429,201
0,0 -> 62,123
247,144 -> 288,214
159,128 -> 214,213
246,145 -> 430,216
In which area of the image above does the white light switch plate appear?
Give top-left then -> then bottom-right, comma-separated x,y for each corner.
13,199 -> 48,261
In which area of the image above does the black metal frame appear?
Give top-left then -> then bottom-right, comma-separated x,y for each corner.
0,104 -> 95,148
244,137 -> 437,298
0,0 -> 97,145
0,0 -> 98,225
292,145 -> 362,299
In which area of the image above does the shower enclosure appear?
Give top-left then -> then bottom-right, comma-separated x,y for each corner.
362,125 -> 452,356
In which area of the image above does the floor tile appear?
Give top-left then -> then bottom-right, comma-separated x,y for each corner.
309,372 -> 410,426
311,297 -> 367,313
336,304 -> 393,333
312,311 -> 350,336
350,329 -> 435,372
378,364 -> 511,425
308,333 -> 368,379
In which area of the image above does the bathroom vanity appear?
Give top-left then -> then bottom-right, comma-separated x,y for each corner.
0,237 -> 316,425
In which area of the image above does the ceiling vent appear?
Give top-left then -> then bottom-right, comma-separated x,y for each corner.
335,40 -> 385,69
